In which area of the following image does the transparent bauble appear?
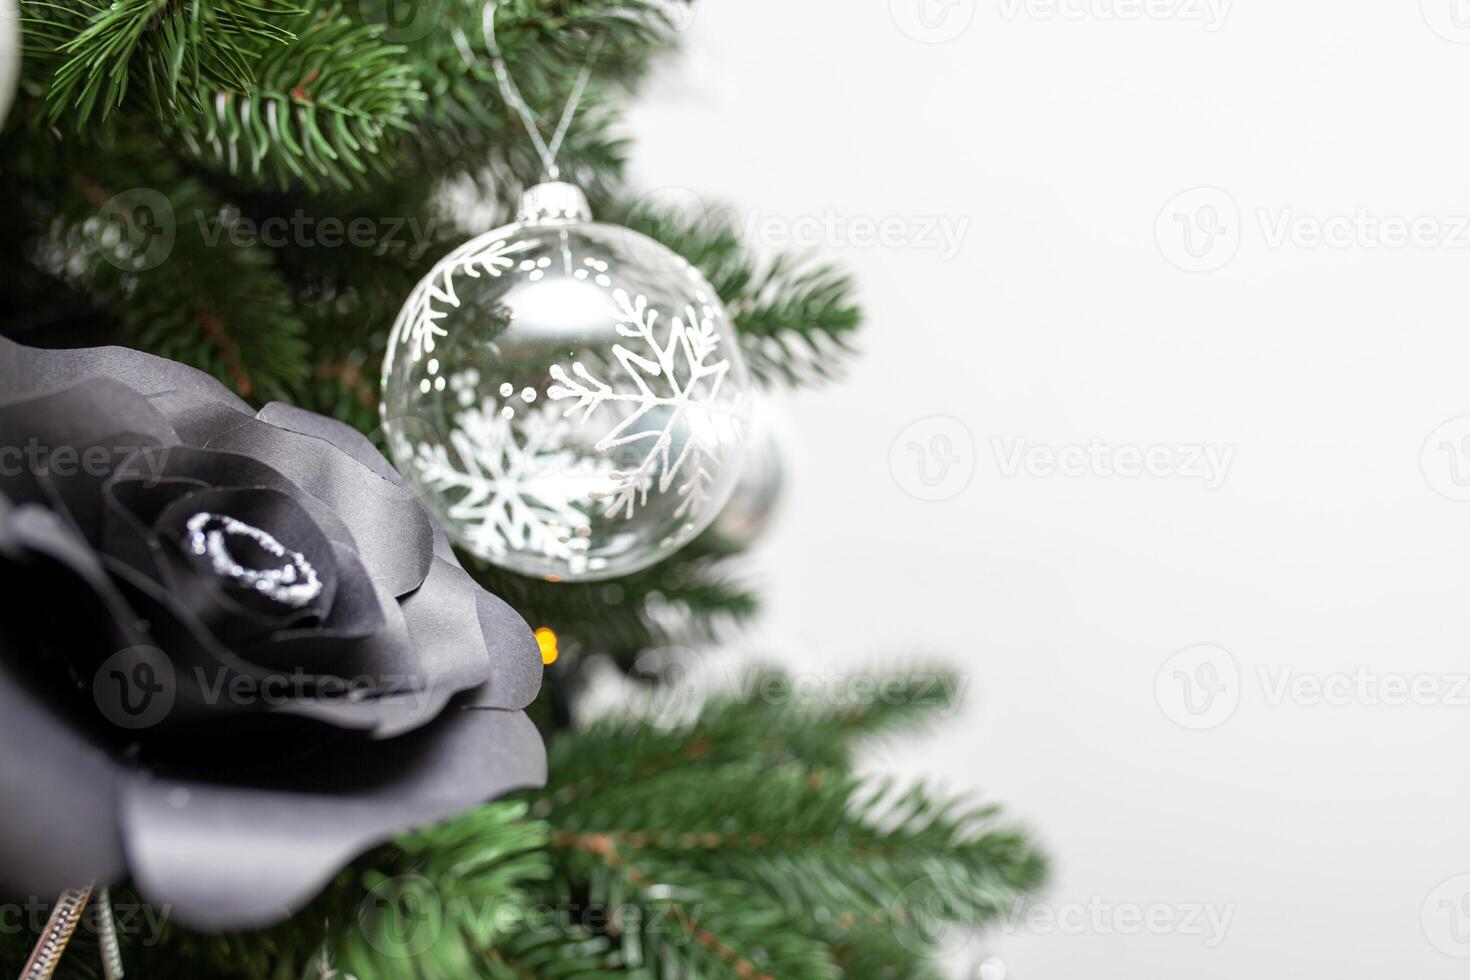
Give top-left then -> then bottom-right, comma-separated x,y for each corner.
381,182 -> 751,582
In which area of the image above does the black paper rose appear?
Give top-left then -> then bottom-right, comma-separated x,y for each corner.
0,337 -> 544,930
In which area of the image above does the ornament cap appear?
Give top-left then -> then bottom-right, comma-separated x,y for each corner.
517,182 -> 592,225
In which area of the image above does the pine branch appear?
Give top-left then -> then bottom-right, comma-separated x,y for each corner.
10,135 -> 310,400
406,95 -> 632,213
827,928 -> 947,980
381,0 -> 678,133
731,255 -> 862,388
514,667 -> 1044,979
467,544 -> 759,673
486,922 -> 629,980
23,0 -> 300,129
177,6 -> 425,190
545,666 -> 968,800
213,176 -> 451,425
576,850 -> 840,980
549,762 -> 1044,935
737,666 -> 967,769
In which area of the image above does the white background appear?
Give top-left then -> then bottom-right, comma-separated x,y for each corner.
628,1 -> 1470,977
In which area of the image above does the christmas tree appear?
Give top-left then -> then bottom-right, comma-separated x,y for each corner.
0,1 -> 1046,977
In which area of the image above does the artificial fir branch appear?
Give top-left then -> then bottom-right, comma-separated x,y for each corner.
533,668 -> 1044,979
2,132 -> 311,399
176,7 -> 425,190
469,539 -> 759,682
578,853 -> 841,980
485,922 -> 629,980
731,255 -> 863,388
826,928 -> 947,980
24,0 -> 301,128
543,667 -> 970,795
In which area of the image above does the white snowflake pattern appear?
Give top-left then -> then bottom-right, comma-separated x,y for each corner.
546,287 -> 736,521
393,234 -> 535,362
409,394 -> 614,569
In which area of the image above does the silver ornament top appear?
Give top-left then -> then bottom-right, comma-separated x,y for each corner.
516,182 -> 592,225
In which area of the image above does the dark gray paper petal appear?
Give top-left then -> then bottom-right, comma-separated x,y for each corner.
0,501 -> 130,894
107,558 -> 459,738
0,652 -> 125,898
0,378 -> 177,539
205,417 -> 434,596
1,498 -> 152,678
0,336 -> 253,444
121,705 -> 546,931
255,402 -> 399,483
244,543 -> 388,676
475,590 -> 542,711
99,474 -> 212,583
255,402 -> 462,566
134,445 -> 359,559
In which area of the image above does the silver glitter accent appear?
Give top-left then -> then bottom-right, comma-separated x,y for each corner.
514,181 -> 592,225
185,512 -> 322,609
92,889 -> 125,980
19,885 -> 92,980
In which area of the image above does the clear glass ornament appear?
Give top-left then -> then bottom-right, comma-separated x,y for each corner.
381,182 -> 751,582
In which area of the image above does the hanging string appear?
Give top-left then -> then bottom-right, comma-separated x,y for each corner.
452,2 -> 604,182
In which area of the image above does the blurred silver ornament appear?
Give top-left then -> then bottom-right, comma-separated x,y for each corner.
708,396 -> 794,548
976,957 -> 1008,980
0,0 -> 19,126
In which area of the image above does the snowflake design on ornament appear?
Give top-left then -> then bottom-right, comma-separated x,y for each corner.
547,287 -> 735,521
393,234 -> 535,361
409,390 -> 614,570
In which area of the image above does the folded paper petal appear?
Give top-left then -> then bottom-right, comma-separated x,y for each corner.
0,336 -> 253,444
0,378 -> 177,539
0,652 -> 125,898
255,401 -> 463,566
475,591 -> 543,711
121,701 -> 546,930
206,417 -> 434,596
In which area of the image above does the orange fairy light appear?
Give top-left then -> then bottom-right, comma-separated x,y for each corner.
535,627 -> 559,665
